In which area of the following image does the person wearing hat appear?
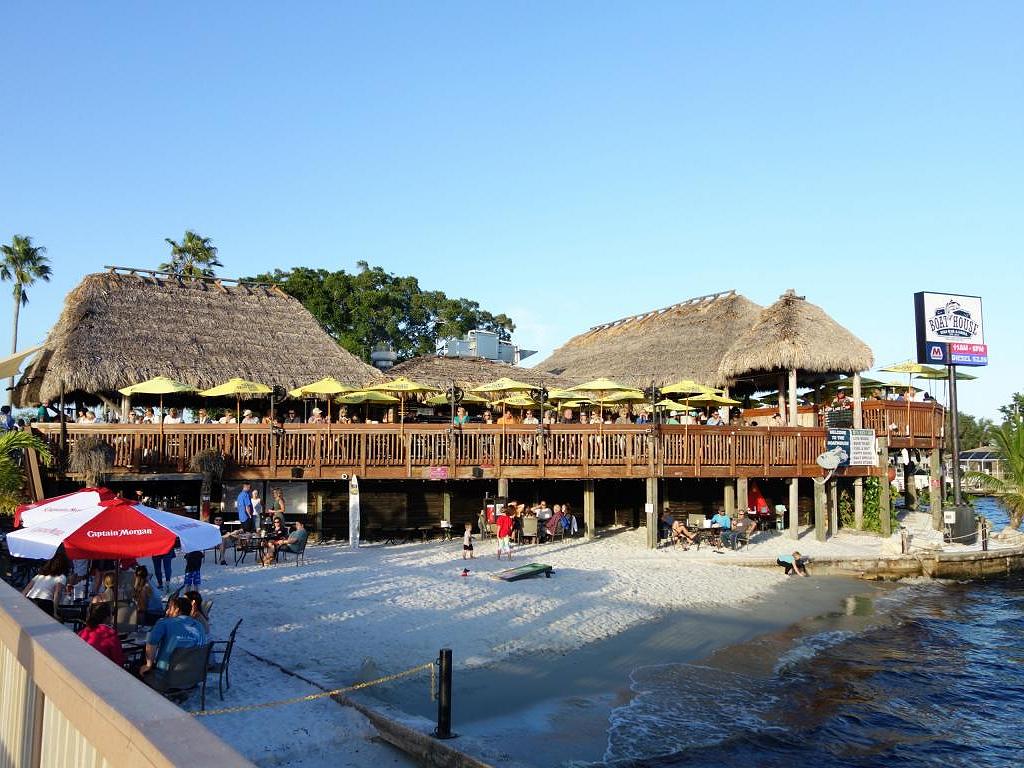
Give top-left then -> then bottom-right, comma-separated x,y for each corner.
308,407 -> 325,424
241,409 -> 261,424
665,410 -> 680,425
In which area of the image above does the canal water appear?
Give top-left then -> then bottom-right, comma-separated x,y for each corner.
591,497 -> 1023,767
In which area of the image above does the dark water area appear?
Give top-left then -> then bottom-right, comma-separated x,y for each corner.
593,498 -> 1024,768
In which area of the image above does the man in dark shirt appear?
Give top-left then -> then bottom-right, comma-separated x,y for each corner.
263,521 -> 308,565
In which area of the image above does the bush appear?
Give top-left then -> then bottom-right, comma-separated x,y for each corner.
838,477 -> 897,534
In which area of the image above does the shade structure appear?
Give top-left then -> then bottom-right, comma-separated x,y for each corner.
655,398 -> 696,411
15,487 -> 117,528
287,376 -> 354,397
493,395 -> 556,409
469,377 -> 536,394
118,376 -> 195,397
599,390 -> 646,404
199,377 -> 273,423
0,345 -> 43,380
568,377 -> 638,419
683,392 -> 741,407
547,388 -> 579,401
424,391 -> 488,406
913,368 -> 977,381
661,379 -> 717,397
365,376 -> 439,423
336,390 -> 400,405
5,500 -> 222,560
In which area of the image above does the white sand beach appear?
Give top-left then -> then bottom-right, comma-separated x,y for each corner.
188,526 -> 892,766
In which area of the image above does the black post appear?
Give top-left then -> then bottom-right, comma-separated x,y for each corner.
434,647 -> 454,739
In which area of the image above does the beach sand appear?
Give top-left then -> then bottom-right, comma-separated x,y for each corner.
192,528 -> 886,767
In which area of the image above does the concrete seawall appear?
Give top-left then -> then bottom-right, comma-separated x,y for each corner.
730,546 -> 1024,580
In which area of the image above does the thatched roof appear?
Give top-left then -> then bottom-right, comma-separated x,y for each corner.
388,355 -> 572,391
15,270 -> 383,405
533,290 -> 764,388
717,290 -> 874,388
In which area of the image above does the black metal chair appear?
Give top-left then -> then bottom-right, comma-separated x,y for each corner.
278,537 -> 308,566
208,618 -> 242,700
145,643 -> 212,710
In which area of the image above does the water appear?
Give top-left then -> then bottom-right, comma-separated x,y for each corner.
595,498 -> 1024,768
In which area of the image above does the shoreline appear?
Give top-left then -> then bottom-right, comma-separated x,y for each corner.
366,574 -> 889,767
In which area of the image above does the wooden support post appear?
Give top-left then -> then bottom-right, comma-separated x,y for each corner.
736,477 -> 748,513
853,478 -> 864,530
723,482 -> 735,517
442,489 -> 452,524
878,436 -> 892,537
583,479 -> 595,540
788,368 -> 798,427
316,491 -> 324,540
930,447 -> 943,530
829,480 -> 839,537
787,477 -> 799,539
904,463 -> 918,511
497,478 -> 509,499
814,479 -> 827,542
645,477 -> 659,549
777,373 -> 786,420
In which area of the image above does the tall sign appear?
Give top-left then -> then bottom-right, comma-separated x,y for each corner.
914,292 -> 988,366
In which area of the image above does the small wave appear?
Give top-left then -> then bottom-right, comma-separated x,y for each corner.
772,630 -> 856,676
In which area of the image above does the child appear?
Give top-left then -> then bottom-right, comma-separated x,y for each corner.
183,549 -> 205,590
495,505 -> 513,560
462,522 -> 474,560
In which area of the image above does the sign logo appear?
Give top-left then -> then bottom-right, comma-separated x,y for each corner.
928,299 -> 979,338
929,346 -> 944,360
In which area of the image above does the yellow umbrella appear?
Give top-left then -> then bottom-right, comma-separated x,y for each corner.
336,390 -> 400,405
683,392 -> 741,407
567,377 -> 637,420
600,390 -> 646,404
199,377 -> 272,424
119,376 -> 196,436
288,376 -> 354,425
365,376 -> 440,424
469,377 -> 536,394
424,391 -> 489,406
661,379 -> 717,396
655,398 -> 695,411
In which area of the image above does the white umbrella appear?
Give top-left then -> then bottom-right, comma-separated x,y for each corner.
15,487 -> 117,527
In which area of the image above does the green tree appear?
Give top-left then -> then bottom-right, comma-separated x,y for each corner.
998,393 -> 1024,424
0,430 -> 52,514
161,230 -> 222,277
0,234 -> 52,401
965,414 -> 1024,530
249,262 -> 514,361
954,412 -> 995,450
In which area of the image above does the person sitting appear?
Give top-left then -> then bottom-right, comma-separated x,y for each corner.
283,408 -> 302,424
241,408 -> 261,424
162,407 -> 182,424
307,407 -> 325,424
671,519 -> 698,550
522,410 -> 539,425
731,514 -> 758,549
184,590 -> 210,634
832,388 -> 852,407
777,551 -> 809,576
139,597 -> 208,683
21,553 -> 69,617
545,505 -> 566,539
78,602 -> 125,666
263,520 -> 308,565
91,572 -> 118,605
657,511 -> 673,543
195,407 -> 214,424
710,509 -> 732,552
132,565 -> 165,625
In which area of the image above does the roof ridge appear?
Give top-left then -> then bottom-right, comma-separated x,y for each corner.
586,290 -> 737,333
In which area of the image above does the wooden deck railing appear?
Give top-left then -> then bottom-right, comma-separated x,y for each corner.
30,417 -> 925,481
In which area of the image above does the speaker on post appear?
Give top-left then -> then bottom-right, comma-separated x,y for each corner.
471,466 -> 484,479
291,467 -> 304,478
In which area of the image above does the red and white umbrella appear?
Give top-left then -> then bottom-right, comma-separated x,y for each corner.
14,487 -> 117,528
6,499 -> 222,561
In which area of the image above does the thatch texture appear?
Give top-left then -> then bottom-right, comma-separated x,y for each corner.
533,291 -> 764,389
15,271 -> 383,405
389,355 -> 572,391
717,290 -> 874,386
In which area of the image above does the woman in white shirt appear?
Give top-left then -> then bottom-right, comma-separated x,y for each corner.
251,488 -> 263,530
22,554 -> 69,617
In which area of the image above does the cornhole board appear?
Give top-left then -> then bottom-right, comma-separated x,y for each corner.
493,562 -> 554,581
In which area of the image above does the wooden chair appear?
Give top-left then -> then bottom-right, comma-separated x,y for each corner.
145,644 -> 212,710
208,618 -> 242,700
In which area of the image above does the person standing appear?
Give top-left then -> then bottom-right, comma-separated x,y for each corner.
236,481 -> 254,533
0,405 -> 16,431
462,522 -> 474,559
251,488 -> 263,530
495,505 -> 513,559
151,544 -> 175,593
22,553 -> 68,616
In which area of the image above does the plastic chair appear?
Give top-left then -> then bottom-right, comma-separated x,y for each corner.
208,618 -> 242,700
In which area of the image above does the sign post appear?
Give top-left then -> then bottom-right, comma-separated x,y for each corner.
914,291 -> 988,512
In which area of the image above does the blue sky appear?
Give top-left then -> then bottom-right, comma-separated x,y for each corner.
1,2 -> 1020,419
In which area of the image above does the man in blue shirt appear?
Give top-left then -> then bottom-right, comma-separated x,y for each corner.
236,481 -> 254,532
0,406 -> 15,431
140,597 -> 207,680
710,509 -> 732,551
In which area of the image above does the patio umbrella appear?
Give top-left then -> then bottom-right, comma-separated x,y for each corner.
119,376 -> 196,434
469,377 -> 536,395
661,379 -> 717,397
15,487 -> 117,528
424,391 -> 488,406
336,390 -> 400,422
567,377 -> 636,420
655,398 -> 696,411
0,344 -> 43,380
288,376 -> 354,426
683,392 -> 742,407
365,376 -> 440,424
199,377 -> 273,424
5,499 -> 222,561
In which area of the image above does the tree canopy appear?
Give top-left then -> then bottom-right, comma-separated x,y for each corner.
162,230 -> 222,277
247,262 -> 514,362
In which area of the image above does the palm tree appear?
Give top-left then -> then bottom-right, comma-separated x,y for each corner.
966,414 -> 1024,530
0,429 -> 52,514
0,235 -> 52,401
161,230 -> 222,278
